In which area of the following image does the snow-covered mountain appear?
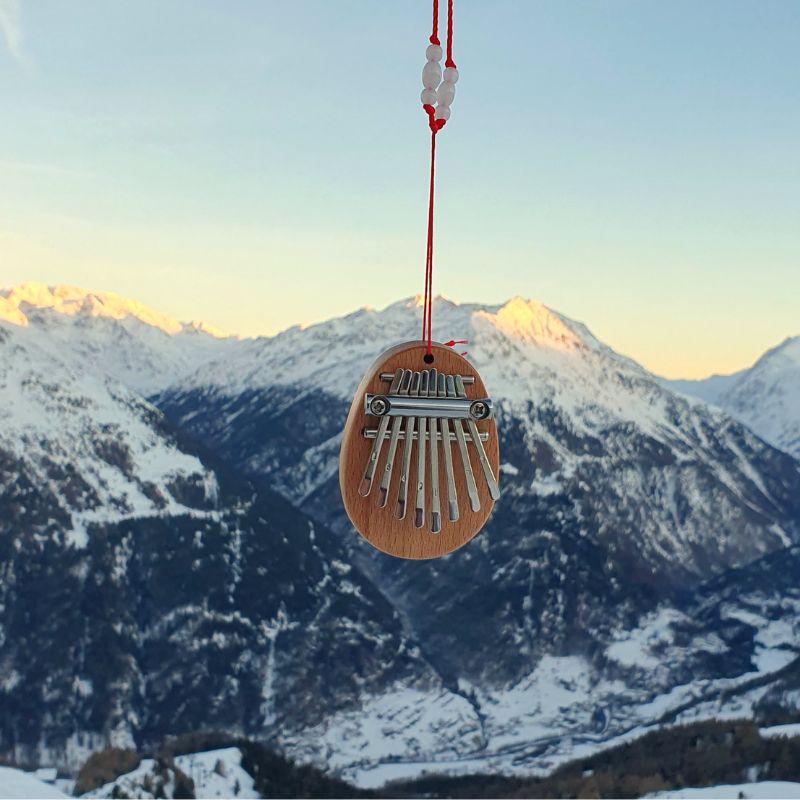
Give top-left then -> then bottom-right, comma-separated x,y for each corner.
0,304 -> 428,772
665,336 -> 800,460
719,337 -> 800,459
0,318 -> 221,547
155,294 -> 800,781
664,372 -> 744,405
2,282 -> 800,786
0,283 -> 233,394
161,295 -> 800,589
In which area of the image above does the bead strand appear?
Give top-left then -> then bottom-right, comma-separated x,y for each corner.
421,43 -> 442,107
434,65 -> 458,121
421,41 -> 458,126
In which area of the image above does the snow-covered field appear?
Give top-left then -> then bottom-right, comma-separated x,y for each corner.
648,782 -> 800,799
0,766 -> 68,799
284,596 -> 800,787
760,723 -> 800,740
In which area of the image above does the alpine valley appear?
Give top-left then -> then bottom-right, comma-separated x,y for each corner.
1,283 -> 800,791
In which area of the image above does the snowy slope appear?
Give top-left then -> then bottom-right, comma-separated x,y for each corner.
718,337 -> 800,459
0,322 -> 220,547
0,283 -> 233,394
0,766 -> 68,798
665,336 -> 800,460
174,748 -> 258,799
89,747 -> 258,799
285,546 -> 800,786
761,723 -> 800,739
647,782 -> 800,799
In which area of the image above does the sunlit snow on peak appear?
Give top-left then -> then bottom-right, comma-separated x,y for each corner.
0,282 -> 229,339
487,297 -> 583,351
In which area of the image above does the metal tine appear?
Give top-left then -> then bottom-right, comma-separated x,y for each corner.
438,373 -> 459,522
447,375 -> 481,513
428,368 -> 441,533
414,371 -> 429,528
360,368 -> 404,496
381,372 -> 475,384
455,375 -> 501,501
377,369 -> 411,507
395,372 -> 420,519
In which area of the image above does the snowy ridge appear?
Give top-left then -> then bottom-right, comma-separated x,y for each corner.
665,336 -> 800,460
174,294 -> 649,402
164,293 -> 800,583
719,337 -> 800,459
0,282 -> 227,337
0,283 -> 234,394
171,292 -> 746,450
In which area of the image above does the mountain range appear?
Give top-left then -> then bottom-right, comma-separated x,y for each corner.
664,336 -> 800,460
0,282 -> 799,788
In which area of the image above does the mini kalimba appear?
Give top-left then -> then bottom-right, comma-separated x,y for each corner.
340,341 -> 500,559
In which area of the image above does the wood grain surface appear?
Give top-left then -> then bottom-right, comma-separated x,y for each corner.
339,340 -> 499,559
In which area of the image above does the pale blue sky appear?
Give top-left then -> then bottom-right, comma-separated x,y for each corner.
1,0 -> 798,377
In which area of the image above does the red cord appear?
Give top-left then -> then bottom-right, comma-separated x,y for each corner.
420,0 -> 455,354
430,0 -> 440,45
445,0 -> 456,68
424,131 -> 436,353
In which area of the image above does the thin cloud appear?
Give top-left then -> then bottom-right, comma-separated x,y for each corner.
0,0 -> 23,62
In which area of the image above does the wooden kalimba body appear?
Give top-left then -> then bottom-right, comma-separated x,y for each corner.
340,341 -> 500,559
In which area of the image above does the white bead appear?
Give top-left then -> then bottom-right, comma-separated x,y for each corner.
422,60 -> 442,90
420,88 -> 437,105
443,66 -> 459,84
426,44 -> 443,62
434,105 -> 451,121
437,82 -> 455,107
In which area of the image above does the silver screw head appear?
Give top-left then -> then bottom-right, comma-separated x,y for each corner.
370,397 -> 389,416
470,401 -> 488,420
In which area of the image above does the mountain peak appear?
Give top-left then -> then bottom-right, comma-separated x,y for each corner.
400,293 -> 455,310
182,319 -> 229,338
0,282 -> 229,338
765,335 -> 800,365
489,297 -> 582,350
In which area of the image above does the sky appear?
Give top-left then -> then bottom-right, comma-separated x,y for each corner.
1,0 -> 798,379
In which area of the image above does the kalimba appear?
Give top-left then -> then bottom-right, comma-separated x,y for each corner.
340,341 -> 500,559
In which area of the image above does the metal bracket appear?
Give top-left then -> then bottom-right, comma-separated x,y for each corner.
364,392 -> 493,420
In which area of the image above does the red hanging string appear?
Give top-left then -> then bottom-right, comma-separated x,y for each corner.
445,0 -> 456,68
430,0 -> 440,45
423,130 -> 436,353
420,0 -> 455,356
